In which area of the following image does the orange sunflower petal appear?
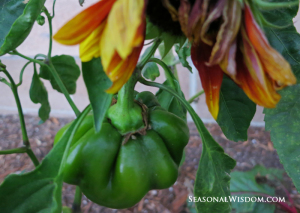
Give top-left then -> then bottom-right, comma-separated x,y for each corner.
191,43 -> 223,119
105,45 -> 143,94
53,0 -> 116,45
244,3 -> 296,86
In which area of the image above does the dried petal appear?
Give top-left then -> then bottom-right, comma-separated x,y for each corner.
201,0 -> 226,45
219,40 -> 238,80
207,0 -> 241,65
188,0 -> 209,43
178,0 -> 191,38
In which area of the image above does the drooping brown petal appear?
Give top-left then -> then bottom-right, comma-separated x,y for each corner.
239,28 -> 280,107
200,0 -> 226,45
219,40 -> 238,81
244,3 -> 296,86
178,0 -> 191,38
162,0 -> 179,21
188,0 -> 209,43
207,0 -> 241,65
191,42 -> 223,119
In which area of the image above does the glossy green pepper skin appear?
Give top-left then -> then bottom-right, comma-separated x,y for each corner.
54,92 -> 189,209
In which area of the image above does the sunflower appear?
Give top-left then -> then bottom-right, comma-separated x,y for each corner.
53,0 -> 147,93
165,0 -> 296,119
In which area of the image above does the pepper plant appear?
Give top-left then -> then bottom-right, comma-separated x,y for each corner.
0,0 -> 300,212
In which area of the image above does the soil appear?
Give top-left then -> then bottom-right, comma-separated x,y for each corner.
0,114 -> 299,213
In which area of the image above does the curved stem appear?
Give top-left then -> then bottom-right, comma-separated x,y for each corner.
10,50 -> 44,66
188,90 -> 204,104
43,7 -> 53,58
48,61 -> 80,116
0,77 -> 11,87
148,58 -> 177,89
72,186 -> 82,213
138,39 -> 162,69
17,61 -> 32,87
2,69 -> 40,167
52,0 -> 57,18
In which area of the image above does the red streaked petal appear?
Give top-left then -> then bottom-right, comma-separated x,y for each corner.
236,51 -> 280,108
53,0 -> 116,45
191,42 -> 223,119
241,27 -> 266,87
244,3 -> 296,85
105,44 -> 143,94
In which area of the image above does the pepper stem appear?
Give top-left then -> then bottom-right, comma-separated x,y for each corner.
107,70 -> 145,135
115,69 -> 140,112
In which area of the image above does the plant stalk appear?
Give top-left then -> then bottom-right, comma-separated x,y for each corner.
2,69 -> 39,167
72,186 -> 82,213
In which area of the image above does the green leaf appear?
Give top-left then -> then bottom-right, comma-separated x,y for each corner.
40,55 -> 80,94
156,80 -> 187,121
160,33 -> 177,58
158,44 -> 176,66
262,0 -> 300,192
82,57 -> 112,132
79,0 -> 85,6
217,76 -> 256,142
194,123 -> 236,213
29,69 -> 50,122
175,42 -> 192,73
145,19 -> 161,40
142,62 -> 160,81
0,117 -> 78,213
0,0 -> 46,55
230,165 -> 283,213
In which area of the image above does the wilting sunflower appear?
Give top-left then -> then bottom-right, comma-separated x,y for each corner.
53,0 -> 147,93
164,0 -> 296,119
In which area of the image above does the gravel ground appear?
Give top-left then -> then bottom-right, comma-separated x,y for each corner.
0,114 -> 299,213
